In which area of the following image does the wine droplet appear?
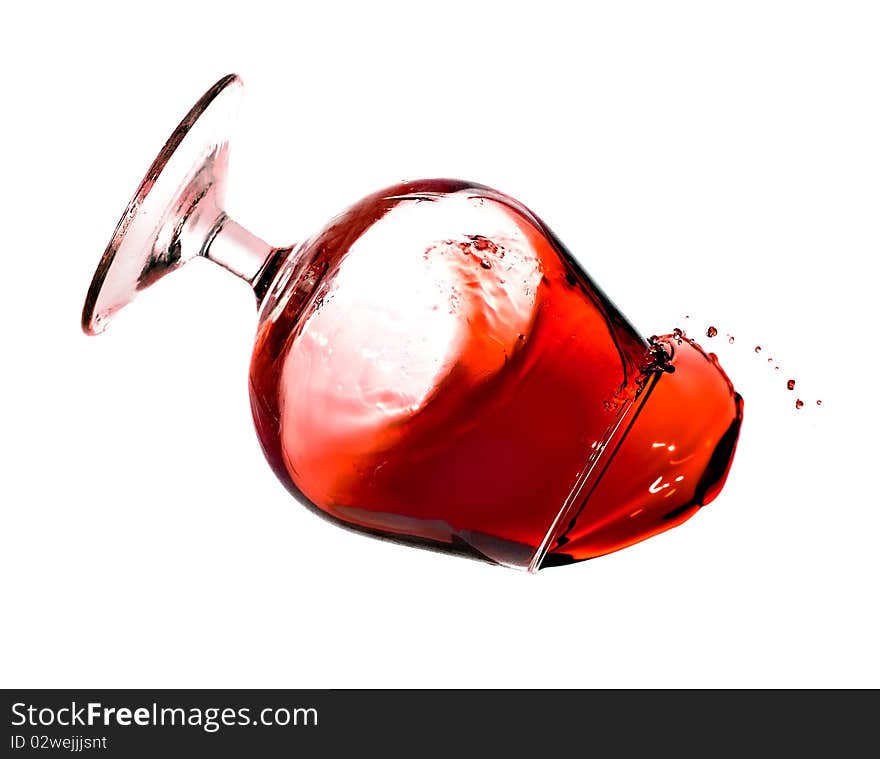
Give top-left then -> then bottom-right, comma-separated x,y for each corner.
480,258 -> 491,270
680,321 -> 819,412
471,235 -> 493,251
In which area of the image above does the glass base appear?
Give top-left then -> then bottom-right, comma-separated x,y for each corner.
82,74 -> 242,334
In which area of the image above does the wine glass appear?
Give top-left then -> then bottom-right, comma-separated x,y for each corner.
83,74 -> 743,571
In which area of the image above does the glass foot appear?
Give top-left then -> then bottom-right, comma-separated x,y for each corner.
82,74 -> 243,334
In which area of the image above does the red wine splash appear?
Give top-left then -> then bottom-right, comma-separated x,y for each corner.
692,318 -> 822,410
249,180 -> 744,568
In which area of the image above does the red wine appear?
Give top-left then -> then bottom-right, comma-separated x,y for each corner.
542,335 -> 743,565
249,180 -> 742,569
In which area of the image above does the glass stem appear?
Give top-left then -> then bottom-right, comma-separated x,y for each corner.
196,205 -> 289,305
204,213 -> 273,284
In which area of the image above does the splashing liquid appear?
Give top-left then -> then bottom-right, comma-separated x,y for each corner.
685,316 -> 821,410
248,180 -> 743,569
544,335 -> 743,565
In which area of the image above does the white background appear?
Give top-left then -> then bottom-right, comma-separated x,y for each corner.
1,1 -> 877,687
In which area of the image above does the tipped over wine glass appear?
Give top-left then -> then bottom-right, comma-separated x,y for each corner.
83,75 -> 743,571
